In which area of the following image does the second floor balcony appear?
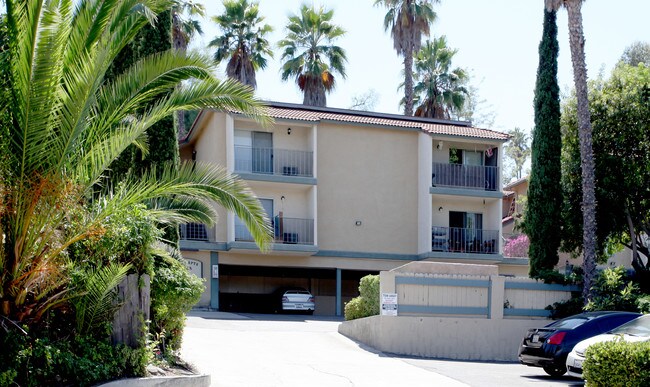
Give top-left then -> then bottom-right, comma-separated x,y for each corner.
236,216 -> 315,245
432,226 -> 499,255
432,163 -> 499,191
235,146 -> 313,178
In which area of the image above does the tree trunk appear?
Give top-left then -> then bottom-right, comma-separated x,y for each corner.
565,0 -> 597,304
403,42 -> 414,116
172,11 -> 187,140
303,76 -> 327,107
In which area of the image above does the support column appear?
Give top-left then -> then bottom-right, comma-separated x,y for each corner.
335,268 -> 342,317
210,252 -> 219,310
489,275 -> 505,319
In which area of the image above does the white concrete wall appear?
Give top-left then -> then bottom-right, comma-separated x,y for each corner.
339,315 -> 542,361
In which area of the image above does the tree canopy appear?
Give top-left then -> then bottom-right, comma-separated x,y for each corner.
278,4 -> 347,107
561,62 -> 650,290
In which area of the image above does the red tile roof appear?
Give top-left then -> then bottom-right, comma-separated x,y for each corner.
253,103 -> 510,141
185,102 -> 510,142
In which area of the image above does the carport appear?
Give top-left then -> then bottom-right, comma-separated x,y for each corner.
216,264 -> 375,316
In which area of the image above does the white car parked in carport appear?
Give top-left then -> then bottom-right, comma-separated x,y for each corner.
566,314 -> 650,378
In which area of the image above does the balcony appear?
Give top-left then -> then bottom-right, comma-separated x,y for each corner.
234,146 -> 313,178
432,226 -> 499,254
235,216 -> 314,245
180,223 -> 209,241
432,163 -> 498,191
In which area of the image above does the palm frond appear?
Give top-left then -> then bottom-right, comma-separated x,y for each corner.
72,262 -> 132,335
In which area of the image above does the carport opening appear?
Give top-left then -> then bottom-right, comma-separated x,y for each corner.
218,264 -> 376,315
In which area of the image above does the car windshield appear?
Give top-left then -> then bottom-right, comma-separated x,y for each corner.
610,315 -> 650,337
547,316 -> 589,329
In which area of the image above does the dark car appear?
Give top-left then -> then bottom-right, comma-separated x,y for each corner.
518,311 -> 641,377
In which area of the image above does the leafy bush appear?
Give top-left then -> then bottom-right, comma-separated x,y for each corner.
585,266 -> 640,312
0,328 -> 147,387
545,295 -> 584,319
344,275 -> 379,320
151,254 -> 205,353
503,234 -> 529,258
637,294 -> 650,313
583,339 -> 650,387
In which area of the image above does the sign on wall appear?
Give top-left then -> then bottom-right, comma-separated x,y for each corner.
381,293 -> 398,316
184,259 -> 203,278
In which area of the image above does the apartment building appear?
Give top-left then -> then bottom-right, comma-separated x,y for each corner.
179,102 -> 526,316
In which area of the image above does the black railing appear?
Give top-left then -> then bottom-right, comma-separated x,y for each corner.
432,163 -> 499,191
235,216 -> 314,245
234,146 -> 313,177
432,226 -> 499,254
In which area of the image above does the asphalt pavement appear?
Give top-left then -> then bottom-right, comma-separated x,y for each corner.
181,311 -> 585,387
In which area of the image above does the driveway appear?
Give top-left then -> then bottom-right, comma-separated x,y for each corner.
181,312 -> 584,387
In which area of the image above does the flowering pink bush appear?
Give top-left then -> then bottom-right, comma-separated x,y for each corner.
504,234 -> 530,258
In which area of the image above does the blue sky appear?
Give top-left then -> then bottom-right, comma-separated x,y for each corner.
192,1 -> 650,133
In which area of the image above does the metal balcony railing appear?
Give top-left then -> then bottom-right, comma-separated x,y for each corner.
432,163 -> 499,191
234,146 -> 313,177
180,223 -> 209,241
235,216 -> 314,245
432,226 -> 499,254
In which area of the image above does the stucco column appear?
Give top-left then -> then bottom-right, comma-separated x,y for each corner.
210,252 -> 219,310
335,268 -> 342,316
489,275 -> 505,319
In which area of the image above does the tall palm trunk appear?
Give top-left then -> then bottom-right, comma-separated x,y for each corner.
403,41 -> 414,116
303,75 -> 327,107
565,0 -> 597,303
172,11 -> 188,139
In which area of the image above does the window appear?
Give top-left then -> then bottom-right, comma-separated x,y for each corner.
234,130 -> 273,173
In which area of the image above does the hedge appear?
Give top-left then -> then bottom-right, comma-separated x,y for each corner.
344,275 -> 379,320
583,339 -> 650,386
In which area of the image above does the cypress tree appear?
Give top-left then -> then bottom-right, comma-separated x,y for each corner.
524,8 -> 562,279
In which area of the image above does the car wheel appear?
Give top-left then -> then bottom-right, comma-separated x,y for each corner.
543,365 -> 566,377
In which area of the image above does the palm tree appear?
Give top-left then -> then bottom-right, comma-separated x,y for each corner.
171,1 -> 205,139
546,0 -> 597,303
278,5 -> 347,107
210,0 -> 273,89
0,0 -> 273,324
172,0 -> 205,52
375,0 -> 438,116
411,36 -> 468,119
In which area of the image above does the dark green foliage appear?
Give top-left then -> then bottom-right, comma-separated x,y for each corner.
584,267 -> 641,312
68,204 -> 160,276
524,9 -> 562,279
0,328 -> 148,386
545,296 -> 584,319
583,340 -> 650,387
561,64 -> 650,290
151,255 -> 204,353
344,275 -> 379,320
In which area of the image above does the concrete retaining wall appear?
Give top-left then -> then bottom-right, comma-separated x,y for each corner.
339,315 -> 542,361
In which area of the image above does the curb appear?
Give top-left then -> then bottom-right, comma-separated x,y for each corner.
98,374 -> 210,387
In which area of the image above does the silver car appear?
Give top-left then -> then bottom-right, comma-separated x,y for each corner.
279,288 -> 315,314
566,314 -> 650,378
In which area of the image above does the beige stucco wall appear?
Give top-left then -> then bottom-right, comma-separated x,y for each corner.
243,181 -> 313,220
316,123 -> 419,254
339,315 -> 542,361
182,250 -> 212,308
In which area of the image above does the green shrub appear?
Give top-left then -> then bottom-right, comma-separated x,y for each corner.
583,339 -> 650,387
344,275 -> 379,320
151,254 -> 205,353
585,267 -> 640,312
637,294 -> 650,313
0,329 -> 147,387
545,295 -> 584,319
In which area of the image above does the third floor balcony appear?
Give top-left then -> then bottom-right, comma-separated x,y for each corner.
234,145 -> 313,178
432,162 -> 499,191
